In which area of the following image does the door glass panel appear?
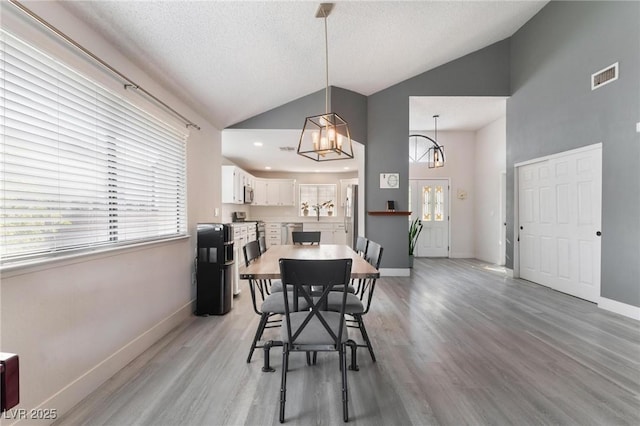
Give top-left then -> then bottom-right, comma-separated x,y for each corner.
435,185 -> 444,221
422,186 -> 432,221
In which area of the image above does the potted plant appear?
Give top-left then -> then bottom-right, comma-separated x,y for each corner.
408,217 -> 423,268
301,202 -> 309,216
323,200 -> 335,216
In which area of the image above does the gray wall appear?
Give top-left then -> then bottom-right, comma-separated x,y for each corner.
507,1 -> 640,307
366,40 -> 511,268
229,86 -> 368,143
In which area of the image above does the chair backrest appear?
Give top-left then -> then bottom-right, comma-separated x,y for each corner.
361,241 -> 383,312
292,231 -> 321,245
279,258 -> 352,347
243,240 -> 261,267
355,236 -> 368,256
258,236 -> 267,254
365,240 -> 383,269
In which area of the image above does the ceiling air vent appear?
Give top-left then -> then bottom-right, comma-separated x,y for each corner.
279,146 -> 296,152
591,62 -> 618,90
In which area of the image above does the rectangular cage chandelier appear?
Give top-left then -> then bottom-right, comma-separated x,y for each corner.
297,3 -> 354,162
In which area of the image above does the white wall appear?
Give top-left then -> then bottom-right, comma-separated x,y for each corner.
474,117 -> 506,264
410,131 -> 477,258
0,2 -> 221,424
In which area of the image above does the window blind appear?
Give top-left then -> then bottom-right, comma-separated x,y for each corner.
0,31 -> 187,264
299,184 -> 336,217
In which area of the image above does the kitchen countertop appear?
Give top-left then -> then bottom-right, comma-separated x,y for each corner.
251,216 -> 345,223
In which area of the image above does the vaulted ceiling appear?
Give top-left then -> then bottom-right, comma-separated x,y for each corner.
60,1 -> 547,130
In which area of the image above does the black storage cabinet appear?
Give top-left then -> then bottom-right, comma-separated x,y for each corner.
196,223 -> 234,315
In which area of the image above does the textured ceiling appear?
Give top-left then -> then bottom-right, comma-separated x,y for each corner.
60,0 -> 547,130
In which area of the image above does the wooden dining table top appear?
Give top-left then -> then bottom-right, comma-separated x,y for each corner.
238,244 -> 380,280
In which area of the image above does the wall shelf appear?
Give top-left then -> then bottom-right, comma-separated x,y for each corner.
367,211 -> 411,216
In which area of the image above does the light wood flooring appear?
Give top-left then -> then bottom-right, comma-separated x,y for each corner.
55,258 -> 640,425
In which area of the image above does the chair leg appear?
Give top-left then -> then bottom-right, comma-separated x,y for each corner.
347,340 -> 359,371
356,314 -> 376,363
341,343 -> 349,422
247,313 -> 268,363
262,341 -> 275,373
279,344 -> 288,423
306,351 -> 312,366
312,351 -> 317,365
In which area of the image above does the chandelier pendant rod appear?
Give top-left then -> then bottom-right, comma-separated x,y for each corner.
323,10 -> 329,115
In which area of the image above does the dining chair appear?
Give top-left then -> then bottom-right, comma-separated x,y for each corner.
278,258 -> 357,423
352,236 -> 369,294
243,241 -> 307,365
253,237 -> 286,294
258,236 -> 268,254
355,236 -> 368,257
327,240 -> 383,363
291,231 -> 321,245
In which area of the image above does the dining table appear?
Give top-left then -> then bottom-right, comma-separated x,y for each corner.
238,244 -> 379,372
238,244 -> 380,281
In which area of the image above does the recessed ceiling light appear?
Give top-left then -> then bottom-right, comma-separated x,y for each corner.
265,166 -> 271,170
343,166 -> 350,170
253,142 -> 263,147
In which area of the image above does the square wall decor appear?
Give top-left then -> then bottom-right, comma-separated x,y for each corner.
380,173 -> 399,189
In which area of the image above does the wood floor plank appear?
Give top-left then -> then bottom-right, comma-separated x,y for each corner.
54,258 -> 640,425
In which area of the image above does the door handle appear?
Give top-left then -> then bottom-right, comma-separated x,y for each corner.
596,231 -> 602,236
520,226 -> 523,230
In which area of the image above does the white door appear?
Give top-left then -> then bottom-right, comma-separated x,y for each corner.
410,179 -> 449,257
518,144 -> 602,302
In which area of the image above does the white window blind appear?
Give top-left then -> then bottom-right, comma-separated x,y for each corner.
0,31 -> 187,264
299,184 -> 336,217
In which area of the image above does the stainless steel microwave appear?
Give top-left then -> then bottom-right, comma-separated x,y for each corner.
243,186 -> 254,204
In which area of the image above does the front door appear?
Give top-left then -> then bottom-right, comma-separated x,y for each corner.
517,144 -> 602,302
410,179 -> 449,257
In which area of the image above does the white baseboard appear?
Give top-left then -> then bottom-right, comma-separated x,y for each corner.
380,268 -> 410,277
17,301 -> 194,426
505,268 -> 514,277
598,297 -> 640,320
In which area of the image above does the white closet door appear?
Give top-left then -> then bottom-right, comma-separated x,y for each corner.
518,145 -> 602,302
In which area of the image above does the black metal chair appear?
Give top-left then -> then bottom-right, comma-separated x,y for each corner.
243,241 -> 307,366
327,240 -> 383,363
258,236 -> 268,254
355,236 -> 368,257
291,231 -> 321,245
352,236 -> 369,293
277,258 -> 357,423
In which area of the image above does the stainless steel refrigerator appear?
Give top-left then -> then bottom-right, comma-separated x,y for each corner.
344,184 -> 358,250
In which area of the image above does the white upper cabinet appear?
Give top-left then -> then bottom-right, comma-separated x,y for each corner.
222,165 -> 254,204
253,178 -> 295,206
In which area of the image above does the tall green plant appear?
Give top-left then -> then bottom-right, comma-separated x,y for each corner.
409,218 -> 423,256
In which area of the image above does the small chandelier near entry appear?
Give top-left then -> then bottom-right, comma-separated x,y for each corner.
409,114 -> 445,168
298,3 -> 354,162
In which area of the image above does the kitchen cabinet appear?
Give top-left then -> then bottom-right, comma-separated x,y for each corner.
222,165 -> 254,204
231,222 -> 258,295
303,222 -> 346,245
252,178 -> 295,206
265,222 -> 282,248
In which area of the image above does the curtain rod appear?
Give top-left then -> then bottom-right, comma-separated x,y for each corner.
8,0 -> 200,131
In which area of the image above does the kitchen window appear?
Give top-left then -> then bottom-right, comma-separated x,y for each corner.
299,184 -> 337,217
0,31 -> 187,265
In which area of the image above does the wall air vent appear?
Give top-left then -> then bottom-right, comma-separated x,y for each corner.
591,62 -> 618,90
279,146 -> 296,152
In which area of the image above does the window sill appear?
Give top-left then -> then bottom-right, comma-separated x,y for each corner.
0,235 -> 190,278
